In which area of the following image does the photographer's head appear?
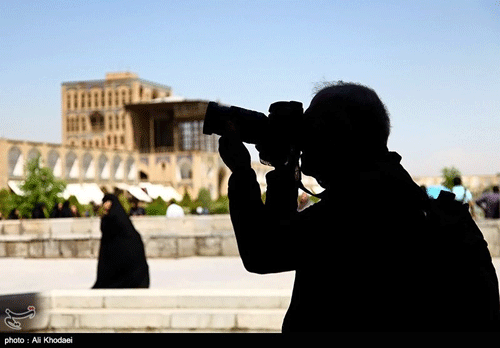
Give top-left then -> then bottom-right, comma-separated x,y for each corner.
300,81 -> 391,185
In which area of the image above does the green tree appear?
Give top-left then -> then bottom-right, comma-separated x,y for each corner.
145,197 -> 168,216
180,188 -> 193,207
208,195 -> 229,214
117,192 -> 130,214
441,166 -> 462,190
18,155 -> 66,217
0,188 -> 23,218
196,188 -> 212,209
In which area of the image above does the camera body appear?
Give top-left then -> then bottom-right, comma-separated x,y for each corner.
203,101 -> 304,167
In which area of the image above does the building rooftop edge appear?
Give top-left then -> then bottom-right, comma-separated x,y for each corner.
0,137 -> 138,154
61,77 -> 172,91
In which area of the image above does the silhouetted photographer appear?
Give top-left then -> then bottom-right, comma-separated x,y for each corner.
207,81 -> 500,332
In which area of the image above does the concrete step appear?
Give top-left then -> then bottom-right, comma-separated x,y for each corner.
2,289 -> 291,333
46,308 -> 287,332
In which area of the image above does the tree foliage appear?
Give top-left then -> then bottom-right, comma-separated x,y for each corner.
17,155 -> 66,217
441,166 -> 462,190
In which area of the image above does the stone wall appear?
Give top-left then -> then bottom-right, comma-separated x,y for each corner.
0,215 -> 499,259
0,215 -> 239,259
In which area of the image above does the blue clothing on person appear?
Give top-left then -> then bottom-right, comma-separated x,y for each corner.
452,185 -> 472,203
425,185 -> 451,199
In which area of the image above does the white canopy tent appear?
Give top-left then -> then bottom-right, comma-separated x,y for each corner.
7,180 -> 24,196
114,183 -> 153,203
139,183 -> 182,202
62,183 -> 104,205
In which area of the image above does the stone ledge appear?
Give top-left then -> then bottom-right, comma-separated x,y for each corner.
0,215 -> 233,237
0,289 -> 290,333
45,308 -> 286,332
0,233 -> 239,258
43,289 -> 291,309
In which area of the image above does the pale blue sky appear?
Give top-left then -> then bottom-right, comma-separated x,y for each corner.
1,0 -> 499,177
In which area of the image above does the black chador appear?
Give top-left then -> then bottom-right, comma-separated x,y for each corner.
92,194 -> 150,289
60,201 -> 73,218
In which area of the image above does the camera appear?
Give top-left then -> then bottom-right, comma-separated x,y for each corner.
203,101 -> 304,166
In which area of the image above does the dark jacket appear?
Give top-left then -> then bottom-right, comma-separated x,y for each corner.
476,192 -> 500,219
92,194 -> 149,289
228,151 -> 500,332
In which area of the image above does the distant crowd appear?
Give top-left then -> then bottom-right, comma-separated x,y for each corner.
420,176 -> 500,219
1,200 -> 95,221
0,197 -> 193,220
1,177 -> 498,221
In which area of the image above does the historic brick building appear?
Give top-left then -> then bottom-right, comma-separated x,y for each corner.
1,72 -> 226,203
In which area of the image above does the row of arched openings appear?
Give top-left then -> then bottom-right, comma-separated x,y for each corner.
8,146 -> 136,181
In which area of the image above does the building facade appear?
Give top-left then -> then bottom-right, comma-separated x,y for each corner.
124,97 -> 222,200
61,72 -> 172,151
0,137 -> 141,204
0,72 -> 228,203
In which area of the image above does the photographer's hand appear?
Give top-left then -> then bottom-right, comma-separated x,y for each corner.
218,123 -> 252,172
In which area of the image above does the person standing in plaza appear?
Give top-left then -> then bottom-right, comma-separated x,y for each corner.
8,208 -> 20,219
166,199 -> 185,218
92,193 -> 150,289
452,177 -> 472,204
58,201 -> 73,218
452,177 -> 475,218
129,199 -> 146,216
475,186 -> 500,219
50,202 -> 63,218
31,203 -> 47,219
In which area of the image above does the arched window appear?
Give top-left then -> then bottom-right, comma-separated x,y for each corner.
113,155 -> 124,180
65,151 -> 78,179
82,153 -> 94,179
27,148 -> 41,163
47,149 -> 61,177
178,158 -> 193,180
126,157 -> 136,181
8,147 -> 23,177
98,154 -> 110,180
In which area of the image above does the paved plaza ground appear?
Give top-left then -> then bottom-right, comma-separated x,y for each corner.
0,257 -> 296,295
1,256 -> 499,296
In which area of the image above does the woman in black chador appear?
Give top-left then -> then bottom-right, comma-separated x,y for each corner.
92,194 -> 150,289
31,203 -> 47,219
60,201 -> 73,218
